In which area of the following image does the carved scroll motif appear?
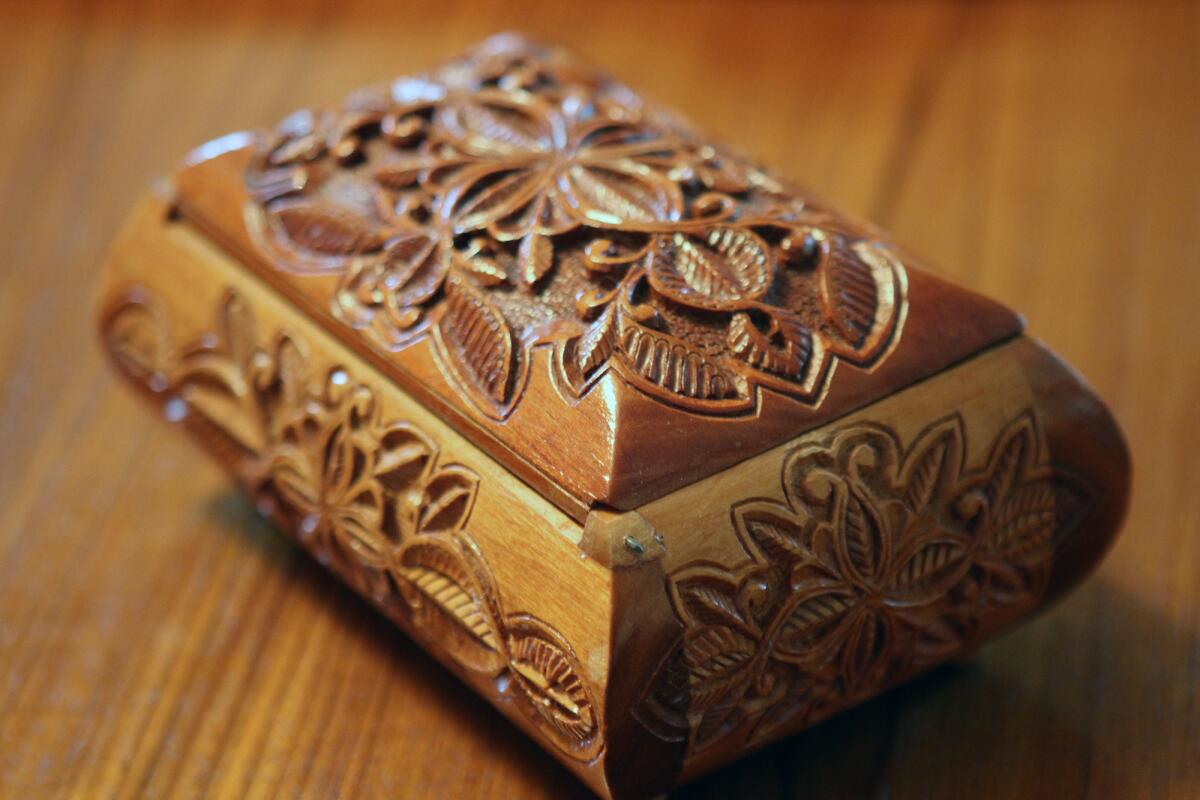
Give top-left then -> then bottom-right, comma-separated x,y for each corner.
243,34 -> 907,419
101,286 -> 602,762
639,413 -> 1094,756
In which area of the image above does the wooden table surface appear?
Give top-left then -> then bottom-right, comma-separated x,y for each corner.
2,1 -> 1197,797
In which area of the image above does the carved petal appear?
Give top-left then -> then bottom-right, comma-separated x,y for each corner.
840,609 -> 892,692
770,587 -> 857,666
374,424 -> 437,495
560,162 -> 683,226
837,484 -> 891,586
443,164 -> 546,234
417,466 -> 479,535
648,228 -> 773,310
436,92 -> 558,156
489,182 -> 578,241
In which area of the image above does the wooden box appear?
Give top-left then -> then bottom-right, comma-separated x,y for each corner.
96,34 -> 1130,798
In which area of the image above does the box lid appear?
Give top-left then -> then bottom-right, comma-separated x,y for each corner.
170,33 -> 1021,520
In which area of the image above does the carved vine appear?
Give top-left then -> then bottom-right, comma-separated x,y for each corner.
102,286 -> 602,761
243,34 -> 906,419
638,412 -> 1094,756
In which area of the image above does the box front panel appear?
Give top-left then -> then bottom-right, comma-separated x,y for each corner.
98,198 -> 614,794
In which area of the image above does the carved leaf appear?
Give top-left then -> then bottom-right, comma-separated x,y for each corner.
737,507 -> 806,562
682,626 -> 757,711
379,234 -> 448,308
573,304 -> 618,381
506,622 -> 598,749
648,228 -> 773,310
727,313 -> 809,379
417,466 -> 479,535
694,702 -> 747,752
270,198 -> 387,256
103,297 -> 172,385
398,539 -> 500,653
374,159 -> 427,190
674,575 -> 749,632
272,336 -> 307,411
820,243 -> 879,346
619,318 -> 737,400
268,133 -> 324,166
984,482 -> 1057,562
635,644 -> 692,740
435,273 -> 515,409
517,231 -> 554,289
910,613 -> 964,663
986,420 -> 1035,508
889,538 -> 969,603
905,431 -> 953,513
452,251 -> 508,287
218,291 -> 257,368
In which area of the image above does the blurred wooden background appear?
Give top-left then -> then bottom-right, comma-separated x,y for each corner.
1,0 -> 1197,797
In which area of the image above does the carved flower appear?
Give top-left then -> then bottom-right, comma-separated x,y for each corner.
243,38 -> 908,420
433,90 -> 685,240
263,370 -> 435,597
639,412 -> 1093,754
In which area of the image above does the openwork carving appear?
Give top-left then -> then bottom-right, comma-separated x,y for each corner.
101,286 -> 602,761
244,34 -> 906,419
639,412 -> 1094,756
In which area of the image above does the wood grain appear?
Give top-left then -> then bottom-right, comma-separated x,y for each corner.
1,1 -> 1196,798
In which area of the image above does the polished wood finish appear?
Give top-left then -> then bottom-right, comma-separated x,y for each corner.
93,36 -> 1128,795
94,186 -> 1127,795
2,2 -> 1196,798
171,34 -> 1022,516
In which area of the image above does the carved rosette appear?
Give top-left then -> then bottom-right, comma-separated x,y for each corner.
101,286 -> 602,762
638,413 -> 1095,757
243,34 -> 906,419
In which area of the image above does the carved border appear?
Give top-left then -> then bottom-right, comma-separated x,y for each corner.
638,411 -> 1095,757
101,285 -> 603,762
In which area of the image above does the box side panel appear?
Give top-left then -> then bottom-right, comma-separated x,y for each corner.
96,197 -> 614,795
622,337 -> 1128,784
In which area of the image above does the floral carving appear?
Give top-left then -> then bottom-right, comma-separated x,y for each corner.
101,286 -> 602,762
243,34 -> 906,419
638,412 -> 1094,756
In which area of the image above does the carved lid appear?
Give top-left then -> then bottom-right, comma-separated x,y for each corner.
172,33 -> 1021,520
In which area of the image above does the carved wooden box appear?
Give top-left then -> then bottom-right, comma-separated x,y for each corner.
96,34 -> 1130,798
